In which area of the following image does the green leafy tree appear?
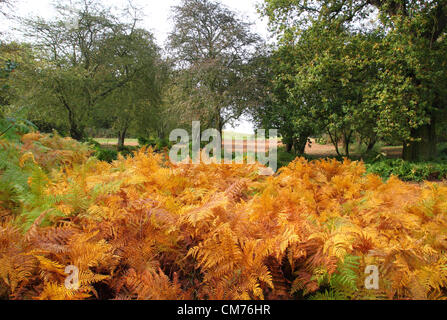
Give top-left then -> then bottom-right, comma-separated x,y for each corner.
262,0 -> 447,160
168,0 -> 261,134
15,0 -> 158,141
249,46 -> 314,155
0,42 -> 39,139
0,42 -> 18,108
94,28 -> 164,148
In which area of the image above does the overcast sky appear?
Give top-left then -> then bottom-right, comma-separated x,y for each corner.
1,0 -> 270,47
1,0 -> 267,133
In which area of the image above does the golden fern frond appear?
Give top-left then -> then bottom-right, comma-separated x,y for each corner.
35,282 -> 91,300
117,268 -> 191,300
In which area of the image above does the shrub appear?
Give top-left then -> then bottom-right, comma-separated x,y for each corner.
138,136 -> 157,147
365,159 -> 447,182
94,147 -> 118,163
156,137 -> 172,150
118,145 -> 138,158
139,137 -> 172,152
85,138 -> 101,149
277,147 -> 297,168
437,143 -> 447,160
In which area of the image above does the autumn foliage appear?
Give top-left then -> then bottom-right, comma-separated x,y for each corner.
1,132 -> 447,300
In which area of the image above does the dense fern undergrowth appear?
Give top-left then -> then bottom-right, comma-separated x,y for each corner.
1,132 -> 447,300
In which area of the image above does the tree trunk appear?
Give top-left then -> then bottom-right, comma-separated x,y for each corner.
366,138 -> 377,153
402,118 -> 437,161
69,122 -> 84,141
216,113 -> 224,138
294,133 -> 309,156
343,131 -> 353,158
328,130 -> 341,157
282,135 -> 294,153
117,128 -> 127,150
286,142 -> 293,153
68,109 -> 85,141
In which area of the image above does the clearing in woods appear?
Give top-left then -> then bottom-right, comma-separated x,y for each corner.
94,137 -> 403,158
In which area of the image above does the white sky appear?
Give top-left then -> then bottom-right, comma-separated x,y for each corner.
1,0 -> 266,133
1,0 -> 270,47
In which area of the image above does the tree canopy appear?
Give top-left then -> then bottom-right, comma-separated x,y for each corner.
261,0 -> 447,160
11,0 -> 163,142
168,0 -> 262,134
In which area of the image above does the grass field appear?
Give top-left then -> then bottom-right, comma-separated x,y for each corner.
94,137 -> 403,158
94,132 -> 257,146
94,138 -> 139,146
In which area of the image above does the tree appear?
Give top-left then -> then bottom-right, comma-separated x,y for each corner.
252,24 -> 381,157
293,26 -> 381,157
15,0 -> 158,141
249,46 -> 314,155
262,0 -> 447,161
0,0 -> 13,17
0,0 -> 16,103
94,28 -> 164,148
0,42 -> 19,108
168,0 -> 261,134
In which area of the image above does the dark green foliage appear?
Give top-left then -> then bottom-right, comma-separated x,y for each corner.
93,147 -> 118,163
138,136 -> 156,147
366,159 -> 447,182
118,145 -> 138,158
277,147 -> 297,169
0,59 -> 16,91
437,143 -> 447,160
92,145 -> 139,162
31,119 -> 69,136
85,138 -> 101,149
139,137 -> 172,151
156,138 -> 172,150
